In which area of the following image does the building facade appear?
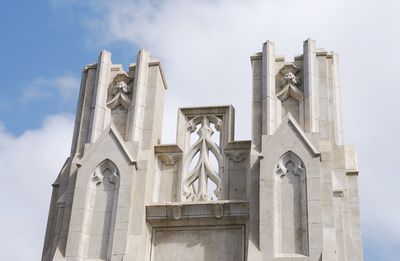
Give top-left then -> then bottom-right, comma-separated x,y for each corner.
42,39 -> 363,261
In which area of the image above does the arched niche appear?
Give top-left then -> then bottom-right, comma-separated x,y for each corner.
274,151 -> 309,257
82,159 -> 120,260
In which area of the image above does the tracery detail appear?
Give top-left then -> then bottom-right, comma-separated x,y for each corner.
92,160 -> 119,185
183,115 -> 223,201
275,152 -> 309,256
83,160 -> 120,260
276,152 -> 305,177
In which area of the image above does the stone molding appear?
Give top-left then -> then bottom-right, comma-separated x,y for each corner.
155,144 -> 183,166
146,200 -> 249,224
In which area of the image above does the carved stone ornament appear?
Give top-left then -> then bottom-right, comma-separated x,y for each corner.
92,160 -> 119,185
333,190 -> 344,197
225,151 -> 248,162
183,115 -> 223,201
214,204 -> 223,219
157,153 -> 181,166
113,81 -> 131,95
92,168 -> 104,184
107,73 -> 133,110
277,64 -> 303,101
172,205 -> 182,220
276,152 -> 305,178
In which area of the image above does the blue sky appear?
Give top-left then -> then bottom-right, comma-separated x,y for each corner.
1,0 -> 399,260
0,1 -> 79,132
0,1 -> 135,134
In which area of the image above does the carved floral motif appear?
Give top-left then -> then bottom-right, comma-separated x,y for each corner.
112,81 -> 131,95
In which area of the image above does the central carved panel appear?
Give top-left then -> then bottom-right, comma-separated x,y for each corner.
183,115 -> 223,201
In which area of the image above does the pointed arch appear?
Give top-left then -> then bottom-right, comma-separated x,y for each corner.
81,159 -> 120,260
92,159 -> 120,185
274,151 -> 309,257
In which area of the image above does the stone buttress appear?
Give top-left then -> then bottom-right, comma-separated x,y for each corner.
42,40 -> 363,261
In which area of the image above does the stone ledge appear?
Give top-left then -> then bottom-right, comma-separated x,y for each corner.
224,140 -> 252,150
154,144 -> 183,154
146,200 -> 249,226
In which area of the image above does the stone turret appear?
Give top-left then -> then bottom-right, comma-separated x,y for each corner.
250,39 -> 363,260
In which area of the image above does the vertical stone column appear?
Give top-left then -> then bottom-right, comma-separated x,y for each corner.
88,50 -> 112,142
124,52 -> 167,260
303,38 -> 319,133
331,53 -> 344,145
262,41 -> 277,135
251,52 -> 262,151
69,70 -> 89,156
126,49 -> 150,144
346,173 -> 364,261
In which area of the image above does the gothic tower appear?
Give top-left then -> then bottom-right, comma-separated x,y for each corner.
42,40 -> 363,261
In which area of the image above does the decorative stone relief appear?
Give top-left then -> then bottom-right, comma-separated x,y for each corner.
92,161 -> 119,185
107,73 -> 133,138
172,205 -> 182,220
275,152 -> 305,177
107,73 -> 133,110
274,151 -> 309,257
214,204 -> 224,219
277,64 -> 303,102
225,150 -> 248,162
155,144 -> 183,166
333,190 -> 344,197
183,115 -> 223,201
157,154 -> 181,166
276,63 -> 304,126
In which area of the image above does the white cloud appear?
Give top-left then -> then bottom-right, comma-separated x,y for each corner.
0,114 -> 74,260
20,74 -> 80,102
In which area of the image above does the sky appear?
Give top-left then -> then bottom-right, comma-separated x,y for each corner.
0,0 -> 399,260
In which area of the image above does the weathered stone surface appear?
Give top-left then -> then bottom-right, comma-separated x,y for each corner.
42,40 -> 363,261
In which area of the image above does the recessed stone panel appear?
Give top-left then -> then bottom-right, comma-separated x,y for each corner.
151,226 -> 244,261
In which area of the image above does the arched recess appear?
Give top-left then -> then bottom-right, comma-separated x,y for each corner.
274,151 -> 309,257
81,159 -> 120,260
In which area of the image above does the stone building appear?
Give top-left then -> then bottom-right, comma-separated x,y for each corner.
42,39 -> 363,261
